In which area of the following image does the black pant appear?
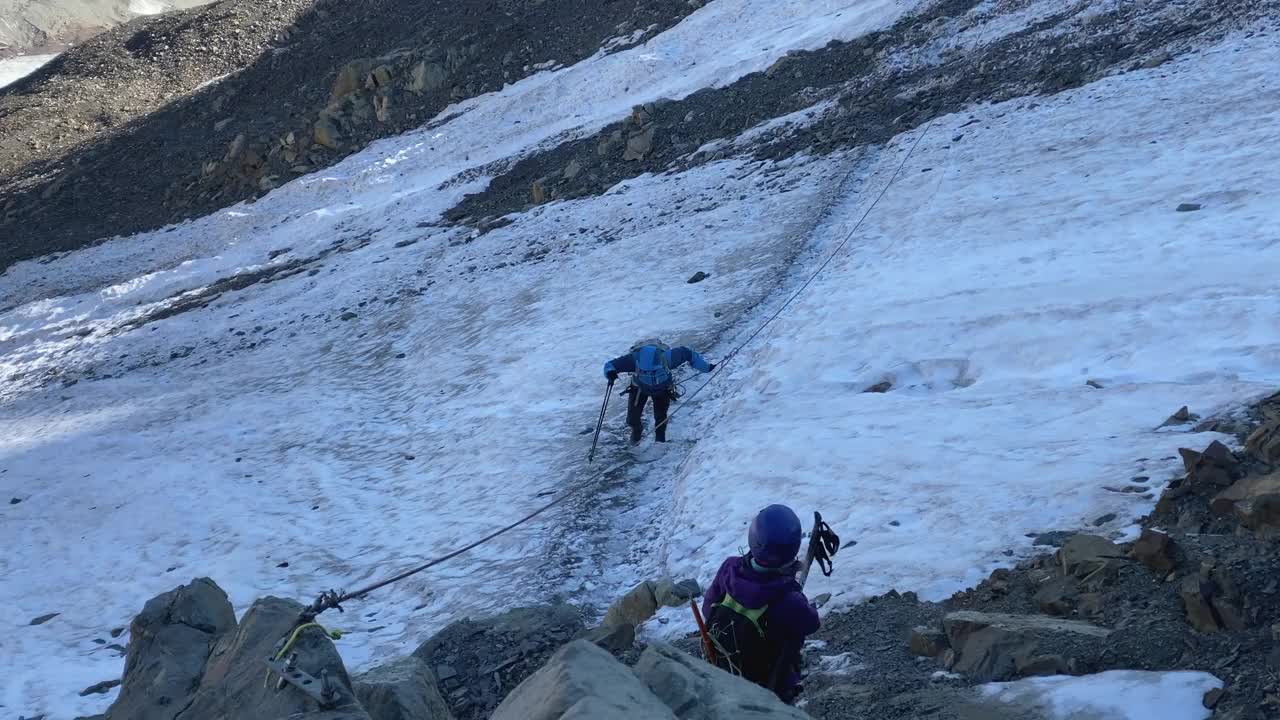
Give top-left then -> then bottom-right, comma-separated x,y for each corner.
627,386 -> 672,442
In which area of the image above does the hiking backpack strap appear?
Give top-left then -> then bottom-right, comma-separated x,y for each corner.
713,594 -> 768,637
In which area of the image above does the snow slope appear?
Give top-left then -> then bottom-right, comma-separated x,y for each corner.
0,53 -> 57,89
2,4 -> 1278,720
658,34 -> 1280,605
983,670 -> 1223,720
0,2 -> 920,717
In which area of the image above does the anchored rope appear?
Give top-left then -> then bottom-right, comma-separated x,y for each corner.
297,122 -> 935,622
655,120 -> 934,434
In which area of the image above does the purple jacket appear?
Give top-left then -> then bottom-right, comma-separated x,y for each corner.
702,555 -> 821,693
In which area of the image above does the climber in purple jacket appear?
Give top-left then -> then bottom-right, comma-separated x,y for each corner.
702,504 -> 820,704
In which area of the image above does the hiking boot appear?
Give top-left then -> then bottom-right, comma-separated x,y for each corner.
629,425 -> 643,444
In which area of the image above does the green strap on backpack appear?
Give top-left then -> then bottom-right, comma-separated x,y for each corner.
714,593 -> 768,637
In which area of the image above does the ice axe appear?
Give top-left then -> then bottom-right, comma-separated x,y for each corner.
796,511 -> 841,590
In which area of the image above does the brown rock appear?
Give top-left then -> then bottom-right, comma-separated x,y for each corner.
1203,688 -> 1225,709
370,65 -> 393,87
408,61 -> 448,94
1179,567 -> 1246,633
332,59 -> 375,100
313,116 -> 343,150
598,129 -> 624,157
530,177 -> 551,204
1131,529 -> 1176,573
1161,406 -> 1197,426
1211,472 -> 1280,529
225,133 -> 247,162
623,124 -> 656,161
1246,421 -> 1280,464
908,626 -> 949,658
1076,593 -> 1104,618
1179,442 -> 1237,489
1058,535 -> 1121,579
1202,440 -> 1236,466
1033,576 -> 1077,617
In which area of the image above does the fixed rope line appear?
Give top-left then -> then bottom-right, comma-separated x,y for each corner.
654,120 -> 934,434
298,121 -> 935,622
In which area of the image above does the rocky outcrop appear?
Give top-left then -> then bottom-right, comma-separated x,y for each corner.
490,640 -> 675,720
0,0 -> 698,269
353,656 -> 453,720
1245,421 -> 1280,465
577,623 -> 636,654
0,0 -> 214,57
907,626 -> 949,658
105,578 -> 235,720
1178,441 -> 1241,491
1130,529 -> 1177,573
1179,562 -> 1247,633
183,596 -> 366,720
634,642 -> 809,720
413,604 -> 585,720
491,639 -> 805,720
103,582 -> 366,720
942,611 -> 1111,681
1211,472 -> 1280,532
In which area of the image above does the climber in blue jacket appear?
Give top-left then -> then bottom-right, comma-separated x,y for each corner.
603,338 -> 714,443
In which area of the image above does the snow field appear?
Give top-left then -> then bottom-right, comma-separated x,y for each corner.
1,1 -> 1277,718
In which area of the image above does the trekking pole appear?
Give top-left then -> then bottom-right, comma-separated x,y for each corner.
796,512 -> 842,590
587,379 -> 615,462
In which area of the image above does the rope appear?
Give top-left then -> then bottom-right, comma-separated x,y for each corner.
298,121 -> 935,621
654,121 -> 934,434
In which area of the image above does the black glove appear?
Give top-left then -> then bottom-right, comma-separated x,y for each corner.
707,363 -> 717,372
606,370 -> 619,382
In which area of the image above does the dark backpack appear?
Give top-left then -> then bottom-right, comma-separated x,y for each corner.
706,593 -> 789,696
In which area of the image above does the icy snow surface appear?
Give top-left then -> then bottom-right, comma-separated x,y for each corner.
982,670 -> 1223,720
0,2 -> 920,717
2,9 -> 1279,720
655,33 -> 1280,612
0,53 -> 58,90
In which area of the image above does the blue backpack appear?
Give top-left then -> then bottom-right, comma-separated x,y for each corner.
630,339 -> 672,390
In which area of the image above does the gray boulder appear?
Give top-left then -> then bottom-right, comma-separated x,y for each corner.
182,596 -> 368,720
353,656 -> 453,720
633,642 -> 809,719
105,577 -> 236,720
1058,534 -> 1122,579
943,611 -> 1111,681
577,623 -> 635,654
490,640 -> 675,720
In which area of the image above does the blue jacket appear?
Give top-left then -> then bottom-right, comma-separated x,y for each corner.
604,345 -> 711,391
